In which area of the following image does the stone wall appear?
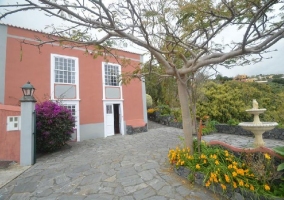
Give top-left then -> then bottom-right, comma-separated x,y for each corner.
148,112 -> 183,129
126,124 -> 148,135
148,112 -> 284,141
216,124 -> 284,141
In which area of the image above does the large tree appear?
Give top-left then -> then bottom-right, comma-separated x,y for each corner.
1,0 -> 284,152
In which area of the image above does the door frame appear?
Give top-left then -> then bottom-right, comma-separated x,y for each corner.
103,100 -> 124,137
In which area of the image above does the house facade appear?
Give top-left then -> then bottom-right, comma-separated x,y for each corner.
0,24 -> 147,141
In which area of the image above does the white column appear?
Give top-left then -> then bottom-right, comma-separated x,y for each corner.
20,99 -> 36,166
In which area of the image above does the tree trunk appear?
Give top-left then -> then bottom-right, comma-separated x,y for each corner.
177,75 -> 194,153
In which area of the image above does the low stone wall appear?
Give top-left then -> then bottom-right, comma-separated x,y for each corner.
148,112 -> 183,129
126,124 -> 148,135
216,124 -> 284,141
148,112 -> 284,141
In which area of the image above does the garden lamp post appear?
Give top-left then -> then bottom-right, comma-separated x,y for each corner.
20,81 -> 37,166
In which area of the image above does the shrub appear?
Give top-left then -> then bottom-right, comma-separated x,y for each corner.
146,94 -> 153,108
35,101 -> 75,152
202,120 -> 218,135
157,104 -> 171,116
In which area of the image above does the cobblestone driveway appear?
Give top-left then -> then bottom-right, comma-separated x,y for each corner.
0,125 -> 224,200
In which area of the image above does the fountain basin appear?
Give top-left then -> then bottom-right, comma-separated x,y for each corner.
239,122 -> 278,147
245,108 -> 266,115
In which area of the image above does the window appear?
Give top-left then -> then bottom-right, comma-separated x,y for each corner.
106,105 -> 112,114
104,64 -> 119,86
7,116 -> 20,131
54,56 -> 76,84
63,104 -> 77,127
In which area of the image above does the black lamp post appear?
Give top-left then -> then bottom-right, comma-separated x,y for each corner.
21,81 -> 36,102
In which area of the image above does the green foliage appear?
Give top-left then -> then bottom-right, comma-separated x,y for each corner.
35,101 -> 75,152
172,108 -> 182,122
146,94 -> 153,108
272,78 -> 284,85
157,104 -> 171,116
227,118 -> 239,125
197,81 -> 284,125
143,65 -> 179,107
273,146 -> 284,171
202,120 -> 218,135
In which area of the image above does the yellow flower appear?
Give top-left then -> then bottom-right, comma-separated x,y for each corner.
210,154 -> 217,159
250,185 -> 254,191
264,184 -> 270,191
196,164 -> 200,169
215,160 -> 219,165
180,161 -> 185,165
233,182 -> 237,188
203,159 -> 207,164
200,154 -> 207,159
238,180 -> 244,187
188,155 -> 193,160
264,153 -> 271,160
236,169 -> 244,176
245,183 -> 249,188
225,175 -> 230,183
228,164 -> 233,169
232,172 -> 237,177
205,181 -> 211,187
221,184 -> 226,190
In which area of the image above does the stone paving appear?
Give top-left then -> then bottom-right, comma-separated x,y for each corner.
0,123 -> 224,200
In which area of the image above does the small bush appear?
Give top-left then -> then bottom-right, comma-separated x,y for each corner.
227,118 -> 239,125
202,120 -> 218,135
157,104 -> 171,116
146,94 -> 153,108
35,101 -> 75,152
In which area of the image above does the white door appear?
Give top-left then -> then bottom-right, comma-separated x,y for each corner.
105,104 -> 114,137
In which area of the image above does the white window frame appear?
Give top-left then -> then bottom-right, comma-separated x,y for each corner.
50,54 -> 80,141
102,62 -> 123,101
50,54 -> 79,100
103,62 -> 121,86
62,101 -> 80,141
7,116 -> 21,131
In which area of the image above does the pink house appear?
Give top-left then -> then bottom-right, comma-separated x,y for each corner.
0,24 -> 148,142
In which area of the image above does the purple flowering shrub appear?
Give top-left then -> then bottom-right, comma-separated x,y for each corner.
35,101 -> 75,152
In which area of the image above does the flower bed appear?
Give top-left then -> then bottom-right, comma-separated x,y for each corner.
168,141 -> 284,199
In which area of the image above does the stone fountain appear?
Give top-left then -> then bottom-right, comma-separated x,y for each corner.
239,99 -> 278,147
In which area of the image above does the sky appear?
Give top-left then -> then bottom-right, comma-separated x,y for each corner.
1,0 -> 284,78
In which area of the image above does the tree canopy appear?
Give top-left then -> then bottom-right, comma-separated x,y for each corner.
1,0 -> 284,152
